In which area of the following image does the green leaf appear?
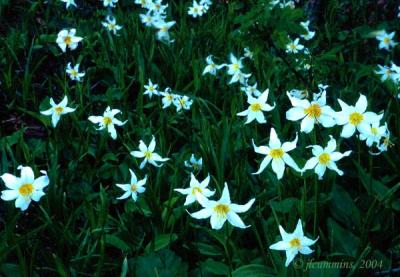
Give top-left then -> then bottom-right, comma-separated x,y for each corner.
200,259 -> 229,275
105,234 -> 130,252
144,233 -> 177,254
232,264 -> 275,277
327,218 -> 360,257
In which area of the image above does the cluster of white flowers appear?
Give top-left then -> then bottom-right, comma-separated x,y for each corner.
374,31 -> 399,86
184,154 -> 203,171
188,0 -> 212,18
270,0 -> 296,9
135,0 -> 176,43
143,79 -> 194,112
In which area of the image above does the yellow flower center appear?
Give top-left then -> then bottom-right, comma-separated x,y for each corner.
371,127 -> 378,135
349,112 -> 364,125
144,151 -> 152,158
304,104 -> 322,118
130,184 -> 137,192
318,153 -> 331,165
383,37 -> 390,44
214,204 -> 230,217
64,36 -> 72,45
109,23 -> 116,30
269,148 -> 284,159
290,44 -> 297,50
166,95 -> 173,101
103,117 -> 112,125
192,187 -> 202,195
161,26 -> 168,32
193,7 -> 198,12
149,86 -> 154,92
55,107 -> 64,115
179,99 -> 186,106
250,103 -> 262,112
386,70 -> 392,76
232,63 -> 240,70
19,183 -> 33,197
70,69 -> 78,77
289,238 -> 301,248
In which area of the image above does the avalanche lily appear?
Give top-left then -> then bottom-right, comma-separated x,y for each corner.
56,29 -> 83,52
130,136 -> 169,169
66,63 -> 85,81
116,169 -> 146,202
174,174 -> 215,206
88,107 -> 127,140
40,96 -> 76,127
237,89 -> 275,124
184,154 -> 203,170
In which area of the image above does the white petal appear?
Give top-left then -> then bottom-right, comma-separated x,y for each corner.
282,154 -> 301,172
31,191 -> 45,202
107,124 -> 117,140
299,246 -> 313,255
184,194 -> 196,206
252,139 -> 270,155
340,124 -> 356,138
269,240 -> 290,251
151,153 -> 169,162
327,161 -> 344,176
174,188 -> 191,195
117,191 -> 131,200
88,116 -> 103,124
40,108 -> 53,116
293,219 -> 304,237
282,133 -> 298,152
15,195 -> 30,211
131,151 -> 145,158
190,208 -> 212,219
1,190 -> 19,201
269,128 -> 281,149
1,173 -> 20,189
138,140 -> 148,152
253,155 -> 272,175
210,213 -> 226,230
300,116 -> 315,133
355,94 -> 367,113
285,249 -> 298,267
148,136 -> 156,152
230,198 -> 255,213
286,107 -> 305,121
219,183 -> 231,204
20,166 -> 35,184
33,175 -> 49,190
272,158 -> 285,179
325,137 -> 337,153
227,211 -> 248,228
314,164 -> 326,179
303,157 -> 318,171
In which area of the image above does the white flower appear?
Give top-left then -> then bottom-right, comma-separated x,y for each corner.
375,64 -> 400,83
300,21 -> 315,40
40,96 -> 76,127
56,29 -> 83,53
173,95 -> 193,112
359,122 -> 387,147
252,128 -> 301,179
88,106 -> 127,140
175,174 -> 215,206
144,79 -> 159,98
102,0 -> 118,8
376,31 -> 397,51
243,47 -> 254,59
135,0 -> 150,8
160,88 -> 176,108
237,89 -> 275,124
102,16 -> 122,35
377,128 -> 393,153
241,82 -> 261,97
66,63 -> 85,81
130,136 -> 169,169
184,154 -> 203,170
189,182 -> 255,230
288,88 -> 308,99
303,136 -> 351,179
202,55 -> 223,76
61,0 -> 77,9
335,94 -> 383,138
140,12 -> 157,27
286,38 -> 304,54
229,71 -> 251,85
286,91 -> 336,133
188,1 -> 204,18
227,53 -> 244,75
1,166 -> 49,211
153,20 -> 176,42
269,219 -> 318,267
116,169 -> 146,202
148,0 -> 168,15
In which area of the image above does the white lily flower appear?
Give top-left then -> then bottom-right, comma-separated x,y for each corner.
184,154 -> 203,170
303,136 -> 352,179
269,219 -> 318,267
173,95 -> 193,112
286,38 -> 304,54
102,0 -> 118,8
140,12 -> 157,27
40,96 -> 76,127
175,174 -> 215,206
202,55 -> 224,76
130,136 -> 169,169
61,0 -> 77,8
56,29 -> 83,53
335,94 -> 383,138
188,1 -> 205,18
377,128 -> 393,153
1,166 -> 49,211
243,47 -> 254,60
153,20 -> 176,42
116,169 -> 146,202
227,53 -> 244,75
102,15 -> 123,35
374,64 -> 400,83
252,128 -> 301,179
148,0 -> 168,15
160,88 -> 176,108
66,63 -> 85,81
359,122 -> 387,147
376,31 -> 397,51
229,71 -> 251,85
300,21 -> 315,40
135,0 -> 151,8
189,182 -> 255,230
143,79 -> 159,98
241,82 -> 261,97
288,88 -> 308,99
237,89 -> 276,124
286,91 -> 336,133
88,106 -> 127,140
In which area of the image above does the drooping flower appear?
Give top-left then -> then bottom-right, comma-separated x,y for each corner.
102,15 -> 123,35
102,0 -> 118,8
61,0 -> 77,9
116,169 -> 146,202
1,166 -> 49,211
143,79 -> 159,98
241,82 -> 261,97
184,154 -> 203,170
189,182 -> 255,229
375,64 -> 400,83
202,55 -> 224,76
269,219 -> 318,267
286,38 -> 304,54
302,136 -> 352,179
66,63 -> 85,81
40,96 -> 76,127
359,122 -> 387,147
153,20 -> 176,42
140,11 -> 157,27
252,128 -> 301,179
300,21 -> 315,40
375,31 -> 397,51
243,47 -> 254,60
130,136 -> 169,169
88,106 -> 127,140
56,29 -> 83,53
174,174 -> 215,206
286,91 -> 336,133
237,89 -> 275,124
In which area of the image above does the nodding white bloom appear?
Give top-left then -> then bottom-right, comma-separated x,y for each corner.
66,63 -> 85,81
184,154 -> 203,170
241,82 -> 261,97
144,79 -> 159,98
376,31 -> 397,51
116,169 -> 146,202
375,63 -> 400,83
61,0 -> 77,9
40,96 -> 76,127
269,219 -> 318,267
237,89 -> 276,124
135,0 -> 150,8
336,94 -> 383,138
160,88 -> 176,108
1,166 -> 49,211
227,53 -> 244,75
102,16 -> 122,35
229,71 -> 251,85
302,136 -> 351,179
286,38 -> 304,54
359,122 -> 387,147
148,0 -> 168,15
130,136 -> 169,169
252,128 -> 301,179
102,0 -> 118,8
286,91 -> 336,133
88,107 -> 127,140
56,29 -> 83,53
288,88 -> 308,100
300,21 -> 315,40
188,1 -> 205,18
173,95 -> 193,112
189,182 -> 255,230
174,174 -> 215,206
153,20 -> 176,42
243,47 -> 254,60
140,12 -> 158,27
202,55 -> 224,76
377,128 -> 393,153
